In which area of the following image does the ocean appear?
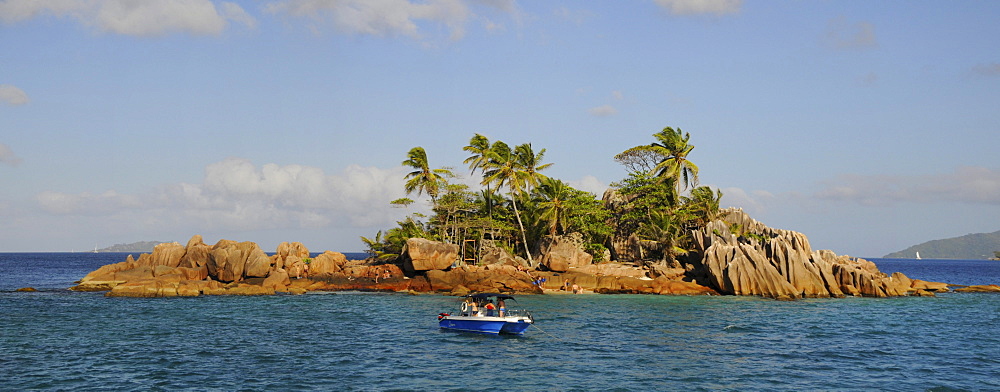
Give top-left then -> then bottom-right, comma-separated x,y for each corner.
1,253 -> 998,391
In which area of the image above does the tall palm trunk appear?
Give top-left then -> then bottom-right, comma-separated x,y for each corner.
510,193 -> 534,267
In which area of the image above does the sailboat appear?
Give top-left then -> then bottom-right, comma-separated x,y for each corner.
915,251 -> 921,260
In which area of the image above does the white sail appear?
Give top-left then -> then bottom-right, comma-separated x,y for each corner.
916,251 -> 921,260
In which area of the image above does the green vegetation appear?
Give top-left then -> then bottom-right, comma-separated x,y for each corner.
402,146 -> 453,204
610,127 -> 722,266
883,229 -> 1000,259
363,126 -> 724,267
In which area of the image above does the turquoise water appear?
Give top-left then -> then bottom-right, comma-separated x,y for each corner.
2,254 -> 999,391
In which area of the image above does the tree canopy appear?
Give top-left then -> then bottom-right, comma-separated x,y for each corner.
364,126 -> 723,269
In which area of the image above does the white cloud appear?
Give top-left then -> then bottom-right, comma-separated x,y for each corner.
722,167 -> 1000,211
719,186 -> 777,216
611,90 -> 624,100
265,0 -> 520,41
0,0 -> 256,36
824,16 -> 878,50
0,84 -> 29,105
567,175 -> 608,196
815,166 -> 1000,206
0,143 -> 23,166
653,0 -> 742,16
220,2 -> 257,29
588,104 -> 617,117
553,6 -> 591,25
35,158 -> 412,231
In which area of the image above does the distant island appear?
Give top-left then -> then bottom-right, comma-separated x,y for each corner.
883,230 -> 1000,259
96,241 -> 170,253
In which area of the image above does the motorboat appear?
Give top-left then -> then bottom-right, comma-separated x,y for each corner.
438,293 -> 533,335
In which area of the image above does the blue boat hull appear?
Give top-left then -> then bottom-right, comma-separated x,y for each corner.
439,316 -> 532,335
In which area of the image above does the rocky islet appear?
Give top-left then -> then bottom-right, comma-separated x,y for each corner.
71,209 -> 966,299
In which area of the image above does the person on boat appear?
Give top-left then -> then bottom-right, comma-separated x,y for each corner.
497,298 -> 506,317
461,298 -> 473,316
484,301 -> 496,316
470,300 -> 480,316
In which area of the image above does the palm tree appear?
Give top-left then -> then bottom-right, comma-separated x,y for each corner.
638,210 -> 692,267
535,177 -> 571,237
462,133 -> 492,174
360,231 -> 400,261
463,133 -> 496,230
682,186 -> 723,225
619,127 -> 699,194
481,142 -> 552,266
402,146 -> 453,204
514,143 -> 553,191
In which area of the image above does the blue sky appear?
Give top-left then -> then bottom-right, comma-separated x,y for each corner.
1,0 -> 998,257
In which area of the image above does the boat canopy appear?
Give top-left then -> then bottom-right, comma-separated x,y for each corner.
463,293 -> 516,301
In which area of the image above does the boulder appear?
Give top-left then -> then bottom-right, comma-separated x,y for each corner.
105,279 -> 197,298
285,256 -> 306,278
425,266 -> 537,294
651,277 -> 716,295
73,260 -> 137,290
538,233 -> 593,272
178,266 -> 209,281
646,264 -> 686,280
450,285 -> 471,296
401,238 -> 458,272
309,251 -> 347,275
103,277 -> 228,298
275,241 -> 310,270
116,265 -> 154,282
262,269 -> 291,290
223,283 -> 275,296
478,240 -> 527,267
146,242 -> 186,268
243,247 -> 272,278
594,276 -> 651,294
175,281 -> 203,297
178,235 -> 211,268
277,241 -> 310,259
152,265 -> 175,277
954,284 -> 1000,293
572,263 -> 649,279
689,208 -> 912,300
911,279 -> 950,292
207,240 -> 268,282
